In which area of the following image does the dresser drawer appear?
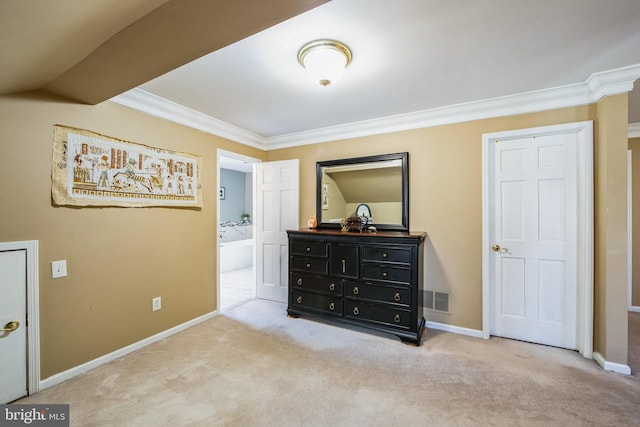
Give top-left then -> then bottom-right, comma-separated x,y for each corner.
362,246 -> 411,264
345,301 -> 411,329
291,273 -> 342,296
362,264 -> 411,284
291,257 -> 328,274
291,240 -> 328,257
291,291 -> 342,316
345,281 -> 410,306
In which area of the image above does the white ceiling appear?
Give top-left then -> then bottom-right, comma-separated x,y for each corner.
132,0 -> 640,147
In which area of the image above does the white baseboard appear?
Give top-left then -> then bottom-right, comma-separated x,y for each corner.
593,351 -> 632,375
629,306 -> 640,313
425,320 -> 484,339
40,310 -> 218,390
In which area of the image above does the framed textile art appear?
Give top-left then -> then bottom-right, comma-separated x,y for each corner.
52,125 -> 203,208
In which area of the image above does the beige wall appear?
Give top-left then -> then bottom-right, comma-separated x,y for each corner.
594,94 -> 629,364
267,105 -> 597,331
629,137 -> 640,307
0,90 -> 631,378
0,92 -> 265,378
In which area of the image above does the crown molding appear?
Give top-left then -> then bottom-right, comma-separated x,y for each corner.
630,123 -> 640,139
109,89 -> 266,149
110,63 -> 640,150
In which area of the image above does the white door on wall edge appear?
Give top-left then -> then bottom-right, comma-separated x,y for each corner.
0,250 -> 28,403
255,159 -> 299,303
485,123 -> 591,350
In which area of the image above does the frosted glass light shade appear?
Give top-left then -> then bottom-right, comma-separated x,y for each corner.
298,40 -> 352,87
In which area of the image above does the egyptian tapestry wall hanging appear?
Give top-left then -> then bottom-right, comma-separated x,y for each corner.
52,125 -> 203,208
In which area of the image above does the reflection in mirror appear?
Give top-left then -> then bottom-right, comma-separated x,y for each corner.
316,153 -> 408,231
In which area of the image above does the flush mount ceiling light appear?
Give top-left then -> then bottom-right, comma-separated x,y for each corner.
298,39 -> 352,87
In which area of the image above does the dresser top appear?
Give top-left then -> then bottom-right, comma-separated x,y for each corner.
288,228 -> 427,242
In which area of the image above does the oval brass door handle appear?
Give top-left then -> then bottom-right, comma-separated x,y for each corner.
492,245 -> 509,253
2,321 -> 19,332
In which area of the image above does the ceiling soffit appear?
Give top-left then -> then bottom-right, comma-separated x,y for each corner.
42,0 -> 329,104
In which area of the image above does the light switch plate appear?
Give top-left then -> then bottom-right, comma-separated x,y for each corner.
152,297 -> 161,312
52,260 -> 67,278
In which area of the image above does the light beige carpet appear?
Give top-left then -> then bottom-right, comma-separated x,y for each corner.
18,300 -> 640,426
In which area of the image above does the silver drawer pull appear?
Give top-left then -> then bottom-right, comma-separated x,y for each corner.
296,296 -> 302,304
382,271 -> 388,277
329,283 -> 335,291
306,247 -> 311,252
297,278 -> 303,286
353,307 -> 360,316
353,286 -> 359,295
394,314 -> 401,323
342,259 -> 346,273
329,302 -> 335,311
393,292 -> 401,302
383,253 -> 388,258
306,263 -> 311,268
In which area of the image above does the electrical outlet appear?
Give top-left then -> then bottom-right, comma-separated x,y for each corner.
152,297 -> 161,312
51,260 -> 67,279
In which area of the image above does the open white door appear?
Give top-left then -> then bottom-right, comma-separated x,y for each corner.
255,159 -> 299,302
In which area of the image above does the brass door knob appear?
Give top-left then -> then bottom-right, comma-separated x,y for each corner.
2,321 -> 19,332
492,244 -> 509,253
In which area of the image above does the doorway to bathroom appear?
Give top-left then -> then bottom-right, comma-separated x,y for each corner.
218,150 -> 259,311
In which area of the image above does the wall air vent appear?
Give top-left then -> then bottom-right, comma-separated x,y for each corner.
424,290 -> 450,313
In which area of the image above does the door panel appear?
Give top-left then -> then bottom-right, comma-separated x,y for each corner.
501,180 -> 525,239
0,250 -> 27,403
538,259 -> 564,323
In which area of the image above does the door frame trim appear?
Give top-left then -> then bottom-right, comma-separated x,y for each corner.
481,121 -> 594,358
216,149 -> 261,312
0,240 -> 40,395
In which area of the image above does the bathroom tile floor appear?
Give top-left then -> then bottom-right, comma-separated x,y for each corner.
220,267 -> 255,311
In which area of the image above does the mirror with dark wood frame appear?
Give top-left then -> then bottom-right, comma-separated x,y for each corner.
316,152 -> 409,231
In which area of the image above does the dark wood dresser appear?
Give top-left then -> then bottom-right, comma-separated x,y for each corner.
287,229 -> 427,345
